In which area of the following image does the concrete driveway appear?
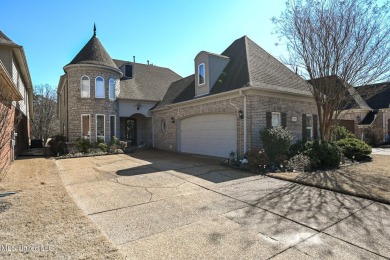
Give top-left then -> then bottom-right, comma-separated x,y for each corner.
56,149 -> 390,259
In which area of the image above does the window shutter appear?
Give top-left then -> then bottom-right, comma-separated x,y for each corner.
302,114 -> 307,141
266,112 -> 272,128
313,115 -> 318,139
281,113 -> 287,129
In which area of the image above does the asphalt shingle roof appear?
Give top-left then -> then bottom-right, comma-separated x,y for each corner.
113,59 -> 182,101
356,82 -> 390,110
156,36 -> 312,109
67,35 -> 118,70
0,31 -> 20,47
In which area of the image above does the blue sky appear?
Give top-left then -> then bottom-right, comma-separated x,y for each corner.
1,0 -> 287,87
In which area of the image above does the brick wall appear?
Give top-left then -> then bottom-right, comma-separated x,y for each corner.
153,93 -> 317,156
62,66 -> 121,142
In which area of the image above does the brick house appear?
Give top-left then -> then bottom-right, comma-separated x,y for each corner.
57,27 -> 181,145
152,36 -> 318,158
58,28 -> 319,158
339,82 -> 390,142
0,30 -> 34,169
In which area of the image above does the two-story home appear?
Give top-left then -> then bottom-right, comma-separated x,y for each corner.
58,28 -> 319,158
57,27 -> 181,146
0,30 -> 33,169
152,36 -> 318,157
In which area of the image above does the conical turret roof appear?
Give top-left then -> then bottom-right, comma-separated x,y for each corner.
66,26 -> 118,70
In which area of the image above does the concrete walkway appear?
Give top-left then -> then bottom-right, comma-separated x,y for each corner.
57,150 -> 390,259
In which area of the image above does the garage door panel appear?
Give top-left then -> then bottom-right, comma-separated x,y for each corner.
179,114 -> 237,158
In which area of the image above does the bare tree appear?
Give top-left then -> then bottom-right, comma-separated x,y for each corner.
31,84 -> 59,145
273,0 -> 390,140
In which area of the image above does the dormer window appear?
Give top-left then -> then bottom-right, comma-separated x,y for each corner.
124,64 -> 133,78
198,63 -> 205,85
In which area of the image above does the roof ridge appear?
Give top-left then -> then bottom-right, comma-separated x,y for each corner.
242,36 -> 252,86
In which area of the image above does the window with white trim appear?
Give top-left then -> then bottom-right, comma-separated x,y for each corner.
81,114 -> 90,139
81,76 -> 90,98
272,112 -> 281,128
110,115 -> 116,141
96,114 -> 105,141
306,114 -> 313,138
109,78 -> 115,100
95,76 -> 104,98
198,63 -> 205,85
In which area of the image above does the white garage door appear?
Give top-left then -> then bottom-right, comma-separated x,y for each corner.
179,114 -> 237,158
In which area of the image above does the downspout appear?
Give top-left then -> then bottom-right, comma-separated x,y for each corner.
239,90 -> 247,153
152,113 -> 155,147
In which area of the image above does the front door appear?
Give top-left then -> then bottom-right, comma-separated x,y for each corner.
125,118 -> 137,146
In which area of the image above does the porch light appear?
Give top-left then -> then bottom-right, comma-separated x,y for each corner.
171,117 -> 176,124
238,110 -> 244,119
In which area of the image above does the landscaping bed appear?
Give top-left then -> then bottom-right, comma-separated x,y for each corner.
268,154 -> 390,204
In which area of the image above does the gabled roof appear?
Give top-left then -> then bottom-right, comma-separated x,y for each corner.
356,82 -> 390,109
0,31 -> 20,47
66,34 -> 118,70
308,75 -> 371,110
113,59 -> 182,101
156,36 -> 312,109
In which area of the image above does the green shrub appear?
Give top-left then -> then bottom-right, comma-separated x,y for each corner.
363,127 -> 383,147
335,138 -> 372,161
286,154 -> 312,172
304,140 -> 341,169
332,126 -> 355,141
48,134 -> 67,156
76,138 -> 91,153
260,128 -> 293,164
97,143 -> 108,152
288,139 -> 306,158
245,149 -> 269,168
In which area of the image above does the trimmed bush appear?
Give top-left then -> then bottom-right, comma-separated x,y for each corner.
245,149 -> 269,168
286,154 -> 312,172
363,127 -> 383,147
304,140 -> 341,169
332,126 -> 355,141
97,143 -> 108,152
288,139 -> 306,158
260,128 -> 293,164
76,138 -> 91,153
335,138 -> 372,161
48,135 -> 67,156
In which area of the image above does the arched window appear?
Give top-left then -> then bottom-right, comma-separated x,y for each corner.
109,78 -> 115,100
95,76 -> 104,98
198,63 -> 205,85
80,76 -> 90,98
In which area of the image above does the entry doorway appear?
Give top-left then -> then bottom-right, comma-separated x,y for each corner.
122,118 -> 137,146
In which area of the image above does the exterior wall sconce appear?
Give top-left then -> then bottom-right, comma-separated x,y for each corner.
238,110 -> 244,119
136,103 -> 141,110
171,117 -> 176,123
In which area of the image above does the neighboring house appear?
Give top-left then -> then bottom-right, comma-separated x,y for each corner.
152,36 -> 318,158
0,30 -> 33,164
57,27 -> 181,145
349,82 -> 390,142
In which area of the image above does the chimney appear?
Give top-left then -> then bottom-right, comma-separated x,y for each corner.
133,56 -> 135,63
147,60 -> 149,65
